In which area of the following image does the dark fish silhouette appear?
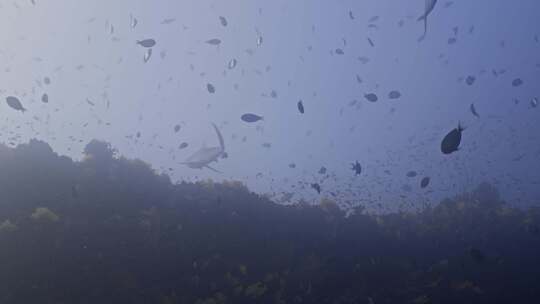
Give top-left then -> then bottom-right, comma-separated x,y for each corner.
388,90 -> 401,99
136,39 -> 156,48
219,16 -> 228,27
351,161 -> 362,176
207,83 -> 216,93
41,93 -> 49,103
241,113 -> 263,123
420,177 -> 430,188
311,183 -> 321,194
441,123 -> 465,154
470,103 -> 480,118
6,96 -> 26,112
406,171 -> 418,177
364,93 -> 378,102
206,39 -> 221,45
297,100 -> 305,114
465,75 -> 475,85
512,78 -> 523,87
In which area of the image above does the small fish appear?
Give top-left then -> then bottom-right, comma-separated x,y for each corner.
531,97 -> 538,108
179,142 -> 188,149
388,90 -> 401,99
43,76 -> 51,85
174,124 -> 181,133
335,48 -> 344,55
470,103 -> 480,118
130,15 -> 138,29
349,11 -> 355,20
311,183 -> 321,194
318,167 -> 327,174
256,35 -> 263,47
288,163 -> 296,169
136,39 -> 156,48
420,177 -> 430,188
417,0 -> 438,41
406,171 -> 418,177
6,96 -> 26,112
228,58 -> 237,69
219,16 -> 228,27
161,18 -> 176,25
41,93 -> 49,103
207,83 -> 216,93
297,100 -> 305,114
241,113 -> 263,123
512,78 -> 523,87
351,161 -> 362,176
364,93 -> 378,102
465,75 -> 475,85
144,48 -> 152,63
367,38 -> 375,47
206,38 -> 221,45
441,123 -> 464,154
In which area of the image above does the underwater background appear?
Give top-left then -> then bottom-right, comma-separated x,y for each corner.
0,0 -> 539,303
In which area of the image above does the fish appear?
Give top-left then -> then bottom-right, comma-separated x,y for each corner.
136,39 -> 156,48
179,142 -> 188,149
531,97 -> 538,108
311,183 -> 321,194
41,93 -> 49,103
364,93 -> 378,102
180,123 -> 226,172
241,113 -> 263,123
470,103 -> 480,118
441,123 -> 464,154
144,48 -> 152,63
318,167 -> 327,174
206,38 -> 221,45
406,171 -> 418,177
297,100 -> 305,114
367,38 -> 375,47
335,48 -> 344,55
207,83 -> 216,94
6,96 -> 26,112
130,14 -> 138,29
417,0 -> 438,41
351,161 -> 362,175
465,75 -> 475,85
219,16 -> 228,27
420,177 -> 430,188
388,90 -> 401,99
174,124 -> 181,133
161,18 -> 176,25
228,59 -> 237,69
512,78 -> 523,87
